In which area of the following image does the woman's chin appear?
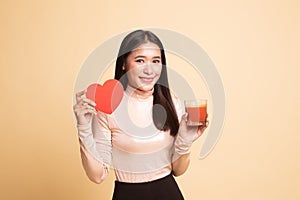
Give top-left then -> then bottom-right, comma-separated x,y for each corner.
137,84 -> 154,92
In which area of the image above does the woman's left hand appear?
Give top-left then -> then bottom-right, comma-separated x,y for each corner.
177,113 -> 209,144
174,113 -> 209,155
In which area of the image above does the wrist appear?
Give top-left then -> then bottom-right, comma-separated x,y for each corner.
77,123 -> 92,139
174,134 -> 193,155
77,123 -> 91,130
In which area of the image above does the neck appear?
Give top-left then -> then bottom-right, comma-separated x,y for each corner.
125,84 -> 154,100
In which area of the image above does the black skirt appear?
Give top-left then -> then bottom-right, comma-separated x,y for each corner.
112,173 -> 184,200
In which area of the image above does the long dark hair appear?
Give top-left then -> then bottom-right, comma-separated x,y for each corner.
114,30 -> 179,136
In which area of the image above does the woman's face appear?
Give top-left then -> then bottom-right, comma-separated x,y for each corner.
124,42 -> 162,92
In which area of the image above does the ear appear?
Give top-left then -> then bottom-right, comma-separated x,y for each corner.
122,65 -> 125,71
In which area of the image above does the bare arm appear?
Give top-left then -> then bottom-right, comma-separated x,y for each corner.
171,114 -> 208,176
172,153 -> 191,176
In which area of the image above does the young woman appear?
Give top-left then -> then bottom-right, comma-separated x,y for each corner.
73,30 -> 208,200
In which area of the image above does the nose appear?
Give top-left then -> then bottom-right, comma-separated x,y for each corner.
143,63 -> 153,75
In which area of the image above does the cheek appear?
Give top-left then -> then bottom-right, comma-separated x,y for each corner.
126,67 -> 141,82
154,65 -> 162,76
128,66 -> 142,76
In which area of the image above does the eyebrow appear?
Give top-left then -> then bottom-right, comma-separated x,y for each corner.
134,55 -> 161,59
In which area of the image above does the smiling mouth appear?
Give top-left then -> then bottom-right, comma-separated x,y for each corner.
139,77 -> 155,83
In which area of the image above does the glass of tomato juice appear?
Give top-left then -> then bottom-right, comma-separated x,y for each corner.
184,99 -> 207,126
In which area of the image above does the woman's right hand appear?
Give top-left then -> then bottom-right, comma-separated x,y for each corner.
73,89 -> 97,125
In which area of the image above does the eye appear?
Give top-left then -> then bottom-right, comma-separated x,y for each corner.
135,59 -> 144,63
153,59 -> 161,64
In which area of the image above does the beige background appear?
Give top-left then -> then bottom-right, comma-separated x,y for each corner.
1,0 -> 299,199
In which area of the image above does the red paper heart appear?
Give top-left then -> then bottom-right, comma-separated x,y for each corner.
86,79 -> 124,114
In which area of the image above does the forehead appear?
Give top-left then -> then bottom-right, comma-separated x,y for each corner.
130,42 -> 161,57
